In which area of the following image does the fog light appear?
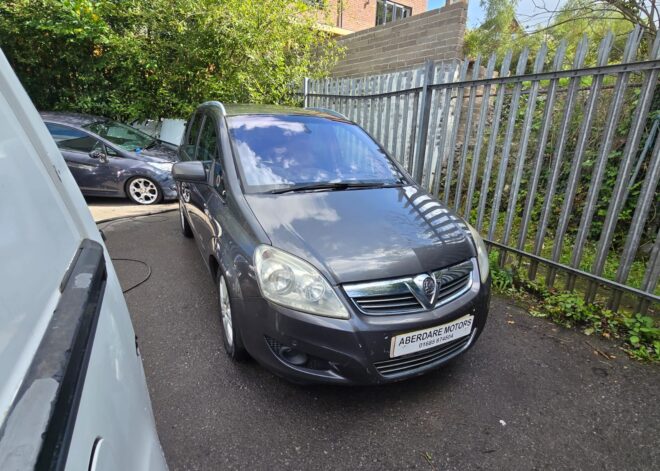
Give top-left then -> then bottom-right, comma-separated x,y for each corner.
278,346 -> 308,366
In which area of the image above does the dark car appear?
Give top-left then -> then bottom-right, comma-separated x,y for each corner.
41,112 -> 178,204
173,102 -> 491,385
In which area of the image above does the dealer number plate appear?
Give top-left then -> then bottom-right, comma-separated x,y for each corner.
390,314 -> 474,358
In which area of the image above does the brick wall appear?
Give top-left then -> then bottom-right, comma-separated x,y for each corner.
327,0 -> 427,32
331,1 -> 467,77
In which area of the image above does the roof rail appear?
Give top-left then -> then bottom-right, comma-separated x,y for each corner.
305,107 -> 349,120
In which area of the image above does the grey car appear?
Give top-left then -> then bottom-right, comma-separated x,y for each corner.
173,102 -> 491,385
42,112 -> 178,204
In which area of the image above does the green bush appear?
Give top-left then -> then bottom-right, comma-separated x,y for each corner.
0,0 -> 341,120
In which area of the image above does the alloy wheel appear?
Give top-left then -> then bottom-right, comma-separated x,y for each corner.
219,276 -> 233,347
128,177 -> 159,205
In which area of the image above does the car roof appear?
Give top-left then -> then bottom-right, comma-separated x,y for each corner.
214,103 -> 346,120
39,111 -> 106,127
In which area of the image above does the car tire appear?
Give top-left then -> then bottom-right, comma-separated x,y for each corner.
218,274 -> 248,361
126,176 -> 162,205
179,200 -> 193,238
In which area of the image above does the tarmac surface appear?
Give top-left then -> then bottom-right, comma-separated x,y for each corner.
103,211 -> 660,471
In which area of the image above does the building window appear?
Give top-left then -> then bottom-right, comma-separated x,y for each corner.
376,0 -> 411,26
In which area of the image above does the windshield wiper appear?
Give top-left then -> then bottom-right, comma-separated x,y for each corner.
267,181 -> 400,195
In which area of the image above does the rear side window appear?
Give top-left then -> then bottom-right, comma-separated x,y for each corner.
181,113 -> 203,160
45,123 -> 98,153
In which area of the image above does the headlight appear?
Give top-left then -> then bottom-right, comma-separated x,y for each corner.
466,223 -> 490,283
150,162 -> 173,172
254,245 -> 349,319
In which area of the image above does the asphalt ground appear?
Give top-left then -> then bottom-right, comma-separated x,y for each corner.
103,212 -> 660,471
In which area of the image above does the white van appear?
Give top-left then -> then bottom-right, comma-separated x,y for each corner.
0,51 -> 167,470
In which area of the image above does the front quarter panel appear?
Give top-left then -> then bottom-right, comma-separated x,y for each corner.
208,191 -> 262,301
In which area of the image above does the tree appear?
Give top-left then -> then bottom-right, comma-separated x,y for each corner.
0,0 -> 342,120
465,0 -> 532,60
528,0 -> 658,42
464,0 -> 652,64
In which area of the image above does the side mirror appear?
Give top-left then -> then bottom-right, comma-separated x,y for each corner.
172,161 -> 207,183
89,149 -> 108,163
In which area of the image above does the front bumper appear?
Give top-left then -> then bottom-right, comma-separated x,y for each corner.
238,269 -> 491,385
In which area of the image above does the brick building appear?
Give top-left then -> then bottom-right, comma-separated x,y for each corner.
324,0 -> 428,34
331,1 -> 467,77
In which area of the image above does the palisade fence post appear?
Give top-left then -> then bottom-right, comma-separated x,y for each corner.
430,60 -> 459,196
464,54 -> 497,221
610,131 -> 660,311
567,27 -> 643,291
303,77 -> 309,108
454,54 -> 482,212
637,228 -> 660,314
413,60 -> 436,183
441,60 -> 470,204
517,41 -> 567,265
546,32 -> 615,287
529,35 -> 589,283
476,49 -> 512,232
487,47 -> 528,244
586,30 -> 660,303
499,43 -> 547,267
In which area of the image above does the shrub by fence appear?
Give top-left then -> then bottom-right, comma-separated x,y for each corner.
304,27 -> 660,315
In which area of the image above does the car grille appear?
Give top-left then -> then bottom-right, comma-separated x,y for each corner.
374,335 -> 471,377
343,259 -> 474,315
353,292 -> 423,314
434,262 -> 472,301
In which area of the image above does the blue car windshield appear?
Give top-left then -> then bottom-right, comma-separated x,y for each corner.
84,120 -> 155,152
227,115 -> 404,193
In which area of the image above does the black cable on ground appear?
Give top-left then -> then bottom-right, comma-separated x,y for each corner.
111,258 -> 152,294
96,209 -> 174,293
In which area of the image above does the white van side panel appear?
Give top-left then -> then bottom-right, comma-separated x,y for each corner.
64,274 -> 167,471
0,50 -> 166,470
0,88 -> 80,426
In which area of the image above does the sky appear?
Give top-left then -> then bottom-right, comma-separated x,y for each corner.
428,0 -> 567,29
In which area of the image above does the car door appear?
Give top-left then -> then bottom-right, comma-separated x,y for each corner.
45,123 -> 117,195
186,113 -> 217,254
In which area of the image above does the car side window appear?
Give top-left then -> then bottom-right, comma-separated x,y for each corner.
181,113 -> 203,161
104,145 -> 120,157
46,123 -> 99,153
212,128 -> 225,193
196,116 -> 218,162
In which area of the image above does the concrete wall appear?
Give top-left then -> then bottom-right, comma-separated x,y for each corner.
332,1 -> 467,77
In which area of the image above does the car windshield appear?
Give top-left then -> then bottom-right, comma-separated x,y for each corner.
227,115 -> 404,193
83,120 -> 155,152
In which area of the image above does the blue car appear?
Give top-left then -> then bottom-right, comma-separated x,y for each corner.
41,112 -> 178,204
